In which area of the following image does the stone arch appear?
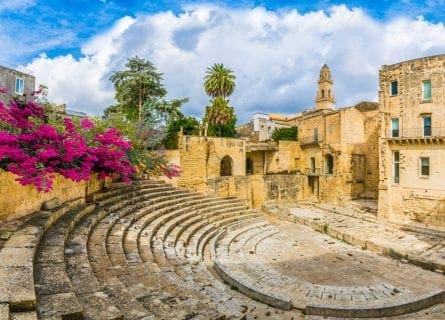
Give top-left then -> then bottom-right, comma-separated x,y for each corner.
220,155 -> 233,176
325,153 -> 334,175
246,157 -> 254,175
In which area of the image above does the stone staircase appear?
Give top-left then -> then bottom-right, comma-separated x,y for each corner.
1,180 -> 298,320
1,180 -> 444,319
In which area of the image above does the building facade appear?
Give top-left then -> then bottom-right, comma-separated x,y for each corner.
378,54 -> 445,227
0,65 -> 35,103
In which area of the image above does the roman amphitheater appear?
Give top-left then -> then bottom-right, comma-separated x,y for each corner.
1,55 -> 445,320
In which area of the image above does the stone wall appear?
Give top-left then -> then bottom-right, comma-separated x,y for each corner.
0,170 -> 107,221
206,174 -> 304,208
378,54 -> 445,227
176,134 -> 246,192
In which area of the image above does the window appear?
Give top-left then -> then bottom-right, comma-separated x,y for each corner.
420,157 -> 429,177
246,158 -> 253,175
423,116 -> 432,137
321,89 -> 325,98
390,81 -> 398,96
325,154 -> 334,175
422,80 -> 432,100
391,118 -> 399,137
393,151 -> 400,184
313,128 -> 318,142
15,78 -> 24,95
311,157 -> 316,173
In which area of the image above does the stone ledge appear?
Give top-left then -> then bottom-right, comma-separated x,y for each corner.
305,289 -> 445,318
213,259 -> 293,310
263,204 -> 445,272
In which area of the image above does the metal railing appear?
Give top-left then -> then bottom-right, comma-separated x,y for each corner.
388,127 -> 445,138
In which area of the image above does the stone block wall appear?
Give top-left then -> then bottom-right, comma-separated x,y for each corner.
0,170 -> 107,221
206,174 -> 304,208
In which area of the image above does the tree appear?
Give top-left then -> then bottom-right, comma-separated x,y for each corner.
204,96 -> 236,137
271,126 -> 298,142
204,63 -> 236,98
109,56 -> 167,124
163,116 -> 200,149
207,114 -> 237,138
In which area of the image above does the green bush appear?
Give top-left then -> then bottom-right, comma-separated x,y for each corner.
163,116 -> 200,149
271,126 -> 298,142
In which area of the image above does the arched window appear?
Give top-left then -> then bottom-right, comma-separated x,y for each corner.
321,89 -> 325,98
325,154 -> 334,175
246,158 -> 253,175
328,89 -> 331,98
220,155 -> 233,176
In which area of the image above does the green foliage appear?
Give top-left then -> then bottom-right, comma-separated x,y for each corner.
163,116 -> 200,149
109,56 -> 188,126
271,126 -> 298,142
207,115 -> 237,138
204,63 -> 236,98
204,97 -> 236,137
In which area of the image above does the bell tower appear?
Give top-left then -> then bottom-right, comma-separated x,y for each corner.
315,64 -> 335,110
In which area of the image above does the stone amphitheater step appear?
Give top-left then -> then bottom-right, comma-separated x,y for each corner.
93,190 -> 220,319
118,190 -> 295,318
0,197 -> 85,319
65,183 -> 187,320
32,180 -> 171,319
132,197 -> 255,315
8,179 -> 443,320
103,190 -> 233,318
213,220 -> 445,318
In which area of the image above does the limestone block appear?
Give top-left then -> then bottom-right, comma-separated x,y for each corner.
41,198 -> 62,210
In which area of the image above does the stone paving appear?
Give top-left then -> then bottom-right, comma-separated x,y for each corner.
214,213 -> 445,318
263,203 -> 445,272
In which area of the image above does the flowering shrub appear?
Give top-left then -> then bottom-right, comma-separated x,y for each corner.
0,94 -> 136,191
160,163 -> 181,179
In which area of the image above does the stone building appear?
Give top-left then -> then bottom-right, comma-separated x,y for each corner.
237,64 -> 380,202
165,64 -> 380,208
236,113 -> 292,141
378,54 -> 445,227
0,65 -> 35,103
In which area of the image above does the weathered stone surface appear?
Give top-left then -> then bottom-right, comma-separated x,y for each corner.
0,303 -> 9,320
41,198 -> 62,211
37,293 -> 84,319
10,311 -> 38,320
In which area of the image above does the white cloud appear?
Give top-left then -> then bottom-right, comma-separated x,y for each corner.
25,4 -> 445,123
0,0 -> 35,11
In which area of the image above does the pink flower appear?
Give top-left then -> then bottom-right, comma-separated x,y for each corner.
80,117 -> 95,130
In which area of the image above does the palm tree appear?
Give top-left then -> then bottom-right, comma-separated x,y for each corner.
204,97 -> 235,137
203,63 -> 236,98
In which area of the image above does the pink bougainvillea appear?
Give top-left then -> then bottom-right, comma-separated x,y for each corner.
0,97 -> 136,192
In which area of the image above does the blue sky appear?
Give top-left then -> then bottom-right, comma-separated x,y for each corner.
1,0 -> 445,122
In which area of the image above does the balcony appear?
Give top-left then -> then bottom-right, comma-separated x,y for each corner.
300,135 -> 324,147
387,127 -> 445,144
305,167 -> 322,176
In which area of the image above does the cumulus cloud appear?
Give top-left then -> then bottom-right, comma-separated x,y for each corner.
25,4 -> 445,123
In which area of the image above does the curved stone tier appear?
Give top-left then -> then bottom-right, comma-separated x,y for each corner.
212,221 -> 445,318
1,180 -> 444,320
